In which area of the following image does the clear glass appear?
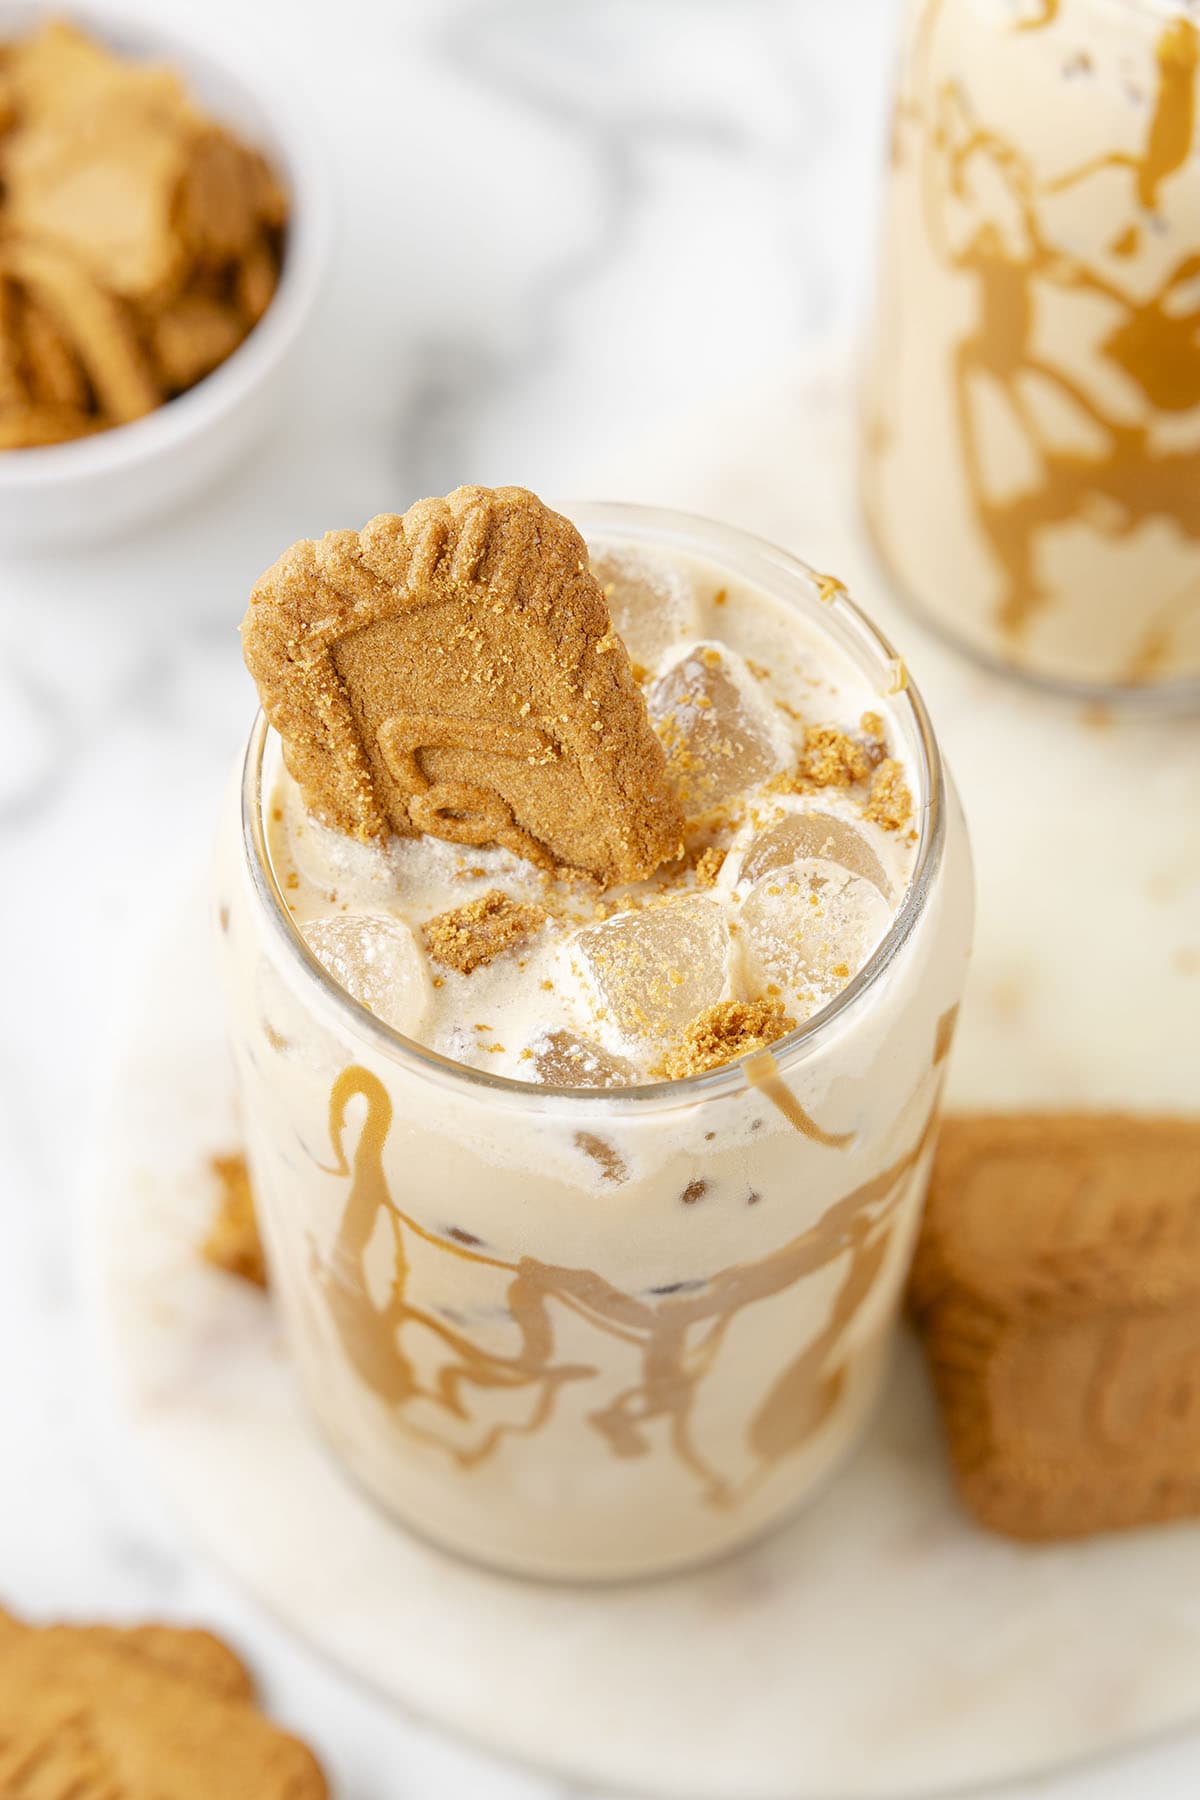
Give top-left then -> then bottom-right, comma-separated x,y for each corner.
862,0 -> 1200,700
213,505 -> 974,1581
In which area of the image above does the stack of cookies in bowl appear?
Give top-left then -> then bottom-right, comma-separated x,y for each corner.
0,11 -> 326,541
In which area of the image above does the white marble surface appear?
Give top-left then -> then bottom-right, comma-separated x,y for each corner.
2,0 -> 1199,1796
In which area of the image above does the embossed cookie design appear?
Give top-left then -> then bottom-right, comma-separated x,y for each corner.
911,1113 -> 1200,1541
0,1608 -> 327,1796
242,487 -> 685,884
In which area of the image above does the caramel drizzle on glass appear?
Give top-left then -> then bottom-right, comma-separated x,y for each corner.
314,1062 -> 936,1506
873,0 -> 1200,675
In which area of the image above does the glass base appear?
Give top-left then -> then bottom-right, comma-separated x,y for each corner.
304,1329 -> 893,1587
860,505 -> 1200,715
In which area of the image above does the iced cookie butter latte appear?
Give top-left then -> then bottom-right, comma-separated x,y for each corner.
863,0 -> 1200,694
215,489 -> 972,1580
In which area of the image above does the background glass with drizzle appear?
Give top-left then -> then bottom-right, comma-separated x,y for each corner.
862,0 -> 1200,697
213,507 -> 973,1583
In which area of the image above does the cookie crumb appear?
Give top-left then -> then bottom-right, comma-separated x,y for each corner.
692,845 -> 727,888
202,1153 -> 266,1288
575,1132 -> 627,1183
814,571 -> 847,605
655,998 -> 796,1079
423,889 -> 548,974
797,723 -> 873,788
863,757 -> 913,832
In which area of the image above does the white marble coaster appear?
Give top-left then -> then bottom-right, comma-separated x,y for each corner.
93,353 -> 1200,1799
95,897 -> 1200,1800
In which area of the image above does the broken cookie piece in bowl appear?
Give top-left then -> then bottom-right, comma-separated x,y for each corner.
0,8 -> 330,544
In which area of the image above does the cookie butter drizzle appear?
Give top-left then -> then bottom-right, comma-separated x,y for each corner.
743,1050 -> 855,1148
865,0 -> 1200,679
314,1062 -> 937,1505
1016,0 -> 1059,27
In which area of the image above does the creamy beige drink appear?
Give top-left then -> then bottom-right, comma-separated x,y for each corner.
863,0 -> 1200,694
215,495 -> 972,1580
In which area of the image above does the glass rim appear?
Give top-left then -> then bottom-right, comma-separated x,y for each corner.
922,0 -> 1200,31
240,501 -> 948,1116
1076,0 -> 1194,17
1005,0 -> 1195,25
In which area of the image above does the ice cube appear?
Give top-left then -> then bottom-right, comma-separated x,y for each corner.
528,1028 -> 637,1089
256,954 -> 342,1071
740,858 -> 891,1013
738,808 -> 892,898
301,914 -> 432,1037
571,895 -> 731,1047
647,643 -> 784,814
590,545 -> 697,673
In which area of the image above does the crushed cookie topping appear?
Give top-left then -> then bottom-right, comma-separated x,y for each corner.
796,723 -> 874,788
863,758 -> 913,833
423,889 -> 548,974
691,845 -> 727,888
654,998 -> 796,1080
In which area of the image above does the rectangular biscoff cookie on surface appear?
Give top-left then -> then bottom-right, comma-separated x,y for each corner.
0,1618 -> 326,1797
910,1113 -> 1200,1542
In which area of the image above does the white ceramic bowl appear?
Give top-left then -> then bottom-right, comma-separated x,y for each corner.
0,4 -> 332,546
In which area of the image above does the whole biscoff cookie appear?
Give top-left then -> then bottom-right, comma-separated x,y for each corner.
241,487 -> 685,884
0,1606 -> 255,1701
0,1619 -> 326,1798
74,1621 -> 255,1703
911,1113 -> 1200,1541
